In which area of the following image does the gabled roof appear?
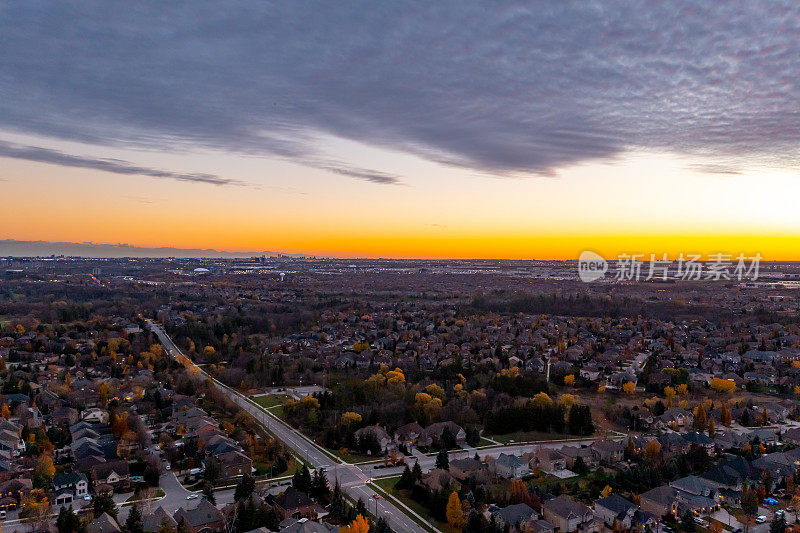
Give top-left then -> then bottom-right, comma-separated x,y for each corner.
543,495 -> 591,520
595,494 -> 636,517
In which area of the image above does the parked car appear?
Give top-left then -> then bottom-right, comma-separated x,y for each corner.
186,494 -> 199,500
756,516 -> 767,524
763,497 -> 778,505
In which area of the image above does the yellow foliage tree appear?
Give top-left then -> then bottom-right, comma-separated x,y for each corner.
623,381 -> 636,395
446,491 -> 466,529
677,384 -> 688,395
532,392 -> 553,407
339,514 -> 370,533
425,383 -> 445,399
601,485 -> 613,497
644,439 -> 662,461
710,378 -> 736,393
564,374 -> 575,387
386,369 -> 405,384
341,412 -> 362,426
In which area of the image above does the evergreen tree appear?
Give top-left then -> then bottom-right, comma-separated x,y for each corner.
435,449 -> 449,470
412,461 -> 423,481
375,517 -> 391,533
93,492 -> 117,519
234,474 -> 255,502
293,465 -> 313,493
57,506 -> 83,533
330,480 -> 346,518
312,468 -> 330,501
396,464 -> 413,490
125,504 -> 144,533
202,481 -> 216,505
770,513 -> 787,533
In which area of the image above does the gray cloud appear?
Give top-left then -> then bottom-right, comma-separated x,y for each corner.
2,2 -> 800,178
318,165 -> 402,185
0,140 -> 243,186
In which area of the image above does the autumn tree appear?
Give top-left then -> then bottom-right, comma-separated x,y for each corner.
644,440 -> 662,462
710,378 -> 736,393
623,381 -> 636,395
339,514 -> 370,533
446,491 -> 466,529
32,454 -> 55,489
664,386 -> 676,407
564,374 -> 575,387
693,404 -> 707,430
21,489 -> 51,532
721,402 -> 732,426
340,412 -> 362,426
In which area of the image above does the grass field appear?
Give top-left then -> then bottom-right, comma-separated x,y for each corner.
490,431 -> 587,444
252,394 -> 288,409
372,476 -> 447,532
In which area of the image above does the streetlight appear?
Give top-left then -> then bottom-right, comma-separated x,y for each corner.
373,494 -> 380,517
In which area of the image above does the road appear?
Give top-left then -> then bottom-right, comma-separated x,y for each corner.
147,320 -> 431,533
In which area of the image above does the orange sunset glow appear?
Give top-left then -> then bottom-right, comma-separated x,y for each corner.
2,3 -> 800,260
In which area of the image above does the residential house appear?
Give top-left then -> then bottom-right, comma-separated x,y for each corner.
266,487 -> 318,521
174,499 -> 225,533
590,439 -> 624,464
594,495 -> 637,530
491,503 -> 539,530
639,486 -> 678,518
492,453 -> 529,479
88,512 -> 122,533
542,496 -> 596,533
215,450 -> 252,480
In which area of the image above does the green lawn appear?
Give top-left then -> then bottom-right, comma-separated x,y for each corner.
372,476 -> 446,533
252,394 -> 288,409
490,431 -> 584,444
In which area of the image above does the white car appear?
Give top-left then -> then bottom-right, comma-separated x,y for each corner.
84,495 -> 92,501
756,516 -> 767,524
186,494 -> 199,500
165,465 -> 171,470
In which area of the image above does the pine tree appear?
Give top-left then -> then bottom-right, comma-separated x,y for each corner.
126,504 -> 144,533
396,465 -> 413,490
312,468 -> 330,501
234,473 -> 255,502
770,513 -> 787,533
293,465 -> 312,493
202,481 -> 216,505
412,461 -> 423,481
435,449 -> 449,470
330,480 -> 346,518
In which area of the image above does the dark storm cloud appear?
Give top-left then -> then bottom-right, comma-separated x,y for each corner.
0,140 -> 242,186
2,1 -> 800,179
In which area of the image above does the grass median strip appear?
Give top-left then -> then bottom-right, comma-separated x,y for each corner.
370,476 -> 442,533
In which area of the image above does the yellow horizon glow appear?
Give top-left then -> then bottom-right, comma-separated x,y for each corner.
2,134 -> 800,260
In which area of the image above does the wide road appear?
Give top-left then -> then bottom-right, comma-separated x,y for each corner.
146,321 -> 431,533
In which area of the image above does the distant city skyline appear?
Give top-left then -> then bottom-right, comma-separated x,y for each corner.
2,2 -> 800,259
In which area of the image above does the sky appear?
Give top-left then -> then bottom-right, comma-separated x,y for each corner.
1,1 -> 800,259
